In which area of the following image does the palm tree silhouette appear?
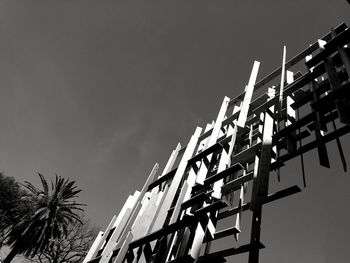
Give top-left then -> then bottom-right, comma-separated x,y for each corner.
3,174 -> 84,263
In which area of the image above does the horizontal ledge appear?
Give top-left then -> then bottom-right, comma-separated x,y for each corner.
199,128 -> 213,142
188,136 -> 232,165
312,82 -> 350,112
222,111 -> 240,127
221,171 -> 254,195
307,110 -> 338,131
252,23 -> 346,92
204,226 -> 240,243
270,160 -> 285,171
181,192 -> 211,210
246,114 -> 260,127
194,200 -> 229,216
218,185 -> 301,219
291,68 -> 349,110
253,63 -> 325,117
278,125 -> 350,164
231,142 -> 261,165
247,72 -> 301,117
264,185 -> 302,204
273,112 -> 315,141
306,28 -> 350,68
295,130 -> 311,141
229,91 -> 246,107
129,215 -> 196,249
148,168 -> 178,190
86,256 -> 102,263
204,163 -> 244,185
191,183 -> 212,193
129,185 -> 301,249
167,255 -> 195,263
197,242 -> 265,262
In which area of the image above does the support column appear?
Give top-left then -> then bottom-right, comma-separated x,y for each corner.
249,87 -> 275,263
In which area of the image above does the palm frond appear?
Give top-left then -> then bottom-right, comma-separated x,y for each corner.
38,173 -> 49,196
4,173 -> 86,258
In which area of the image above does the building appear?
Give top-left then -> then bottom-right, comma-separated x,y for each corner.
84,23 -> 350,263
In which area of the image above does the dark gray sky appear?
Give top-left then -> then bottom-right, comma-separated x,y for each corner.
0,1 -> 349,262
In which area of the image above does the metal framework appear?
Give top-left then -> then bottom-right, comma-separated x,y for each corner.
84,23 -> 350,263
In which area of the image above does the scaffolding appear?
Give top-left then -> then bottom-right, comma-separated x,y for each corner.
83,23 -> 350,263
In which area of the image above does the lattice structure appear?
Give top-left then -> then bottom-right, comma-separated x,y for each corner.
83,23 -> 350,263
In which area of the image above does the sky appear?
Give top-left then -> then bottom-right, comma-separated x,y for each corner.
0,1 -> 349,262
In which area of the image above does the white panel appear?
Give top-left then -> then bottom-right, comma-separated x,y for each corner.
83,231 -> 104,263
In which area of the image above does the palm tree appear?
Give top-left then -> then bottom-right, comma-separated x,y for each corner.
3,174 -> 84,263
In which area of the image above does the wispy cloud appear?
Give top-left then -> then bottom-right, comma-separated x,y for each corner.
92,116 -> 143,165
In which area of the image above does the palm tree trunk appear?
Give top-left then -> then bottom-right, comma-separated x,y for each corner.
3,247 -> 18,263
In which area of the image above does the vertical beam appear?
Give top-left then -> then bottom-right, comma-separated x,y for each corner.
131,192 -> 159,240
83,231 -> 104,263
203,123 -> 237,254
146,144 -> 182,235
191,62 -> 260,260
286,71 -> 297,154
324,90 -> 348,173
130,192 -> 161,263
146,127 -> 202,262
338,45 -> 350,77
106,165 -> 159,262
188,98 -> 230,261
275,47 -> 287,181
331,29 -> 350,79
164,124 -> 213,262
162,143 -> 182,177
113,232 -> 134,263
222,105 -> 241,205
305,52 -> 330,168
139,164 -> 160,200
324,55 -> 350,124
129,144 -> 183,263
196,97 -> 230,184
161,183 -> 189,261
151,126 -> 202,233
189,123 -> 214,191
237,61 -> 261,128
176,227 -> 192,259
211,123 -> 236,199
226,62 -> 261,241
278,46 -> 287,121
311,79 -> 330,167
331,114 -> 347,172
100,194 -> 140,263
250,110 -> 264,211
191,123 -> 214,188
234,120 -> 257,241
118,164 -> 159,240
257,101 -> 275,201
209,97 -> 231,146
90,215 -> 118,259
296,109 -> 307,187
100,209 -> 134,263
112,194 -> 141,229
249,87 -> 275,263
131,191 -> 161,263
169,183 -> 189,225
213,65 -> 257,198
234,184 -> 244,241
